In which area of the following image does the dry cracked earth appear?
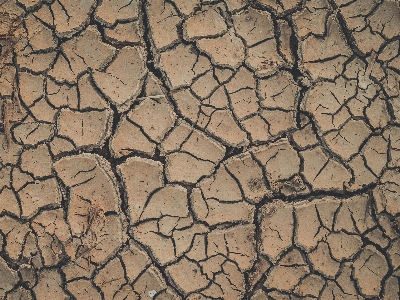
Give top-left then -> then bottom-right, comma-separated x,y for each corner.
0,0 -> 400,299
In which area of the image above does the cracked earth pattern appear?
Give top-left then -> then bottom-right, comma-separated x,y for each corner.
0,0 -> 400,299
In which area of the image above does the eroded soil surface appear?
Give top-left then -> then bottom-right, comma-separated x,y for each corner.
0,0 -> 400,299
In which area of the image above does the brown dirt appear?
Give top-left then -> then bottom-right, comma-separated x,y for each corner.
0,0 -> 400,299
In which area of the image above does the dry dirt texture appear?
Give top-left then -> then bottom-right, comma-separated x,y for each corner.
0,0 -> 400,299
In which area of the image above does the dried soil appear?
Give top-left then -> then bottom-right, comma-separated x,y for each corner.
0,0 -> 400,299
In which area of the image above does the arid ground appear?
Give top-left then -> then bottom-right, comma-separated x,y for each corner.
0,0 -> 400,299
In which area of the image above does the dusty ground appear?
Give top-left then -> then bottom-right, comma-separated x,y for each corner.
0,0 -> 399,299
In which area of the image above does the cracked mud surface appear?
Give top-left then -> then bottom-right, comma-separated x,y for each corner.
0,0 -> 400,299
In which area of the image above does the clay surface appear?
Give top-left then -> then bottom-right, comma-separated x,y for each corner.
0,0 -> 399,299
